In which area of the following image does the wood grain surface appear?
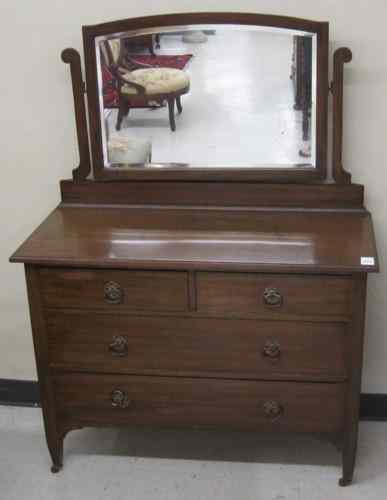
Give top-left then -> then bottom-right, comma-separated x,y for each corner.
53,373 -> 345,433
10,206 -> 378,273
46,311 -> 347,381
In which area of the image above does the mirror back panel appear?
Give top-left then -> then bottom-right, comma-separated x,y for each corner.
83,13 -> 329,181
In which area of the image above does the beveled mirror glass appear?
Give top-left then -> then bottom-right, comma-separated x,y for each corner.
83,14 -> 328,181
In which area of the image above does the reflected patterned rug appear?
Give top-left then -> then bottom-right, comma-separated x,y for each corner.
103,54 -> 193,108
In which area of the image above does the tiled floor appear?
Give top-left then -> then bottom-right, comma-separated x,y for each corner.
1,406 -> 386,499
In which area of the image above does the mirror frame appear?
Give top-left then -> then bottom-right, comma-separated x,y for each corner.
83,12 -> 329,182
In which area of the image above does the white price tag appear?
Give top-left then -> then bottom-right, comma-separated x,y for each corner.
361,257 -> 375,266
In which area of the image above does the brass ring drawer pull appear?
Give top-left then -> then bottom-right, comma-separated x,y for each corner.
262,339 -> 281,360
263,287 -> 283,307
109,336 -> 128,357
262,400 -> 284,420
104,281 -> 123,304
111,389 -> 131,409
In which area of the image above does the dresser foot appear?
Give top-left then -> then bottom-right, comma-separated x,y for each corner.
340,433 -> 357,487
51,464 -> 62,474
339,476 -> 352,487
47,435 -> 64,474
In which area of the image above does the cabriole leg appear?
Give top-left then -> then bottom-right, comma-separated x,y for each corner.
168,98 -> 176,131
176,95 -> 183,114
116,100 -> 130,130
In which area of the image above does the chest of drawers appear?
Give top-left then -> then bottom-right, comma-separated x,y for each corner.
11,204 -> 377,486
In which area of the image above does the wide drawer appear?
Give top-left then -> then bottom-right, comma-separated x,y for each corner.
197,273 -> 353,318
39,268 -> 189,312
46,312 -> 347,381
53,374 -> 345,433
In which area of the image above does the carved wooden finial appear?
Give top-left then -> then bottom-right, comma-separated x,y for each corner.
332,47 -> 353,185
61,48 -> 91,182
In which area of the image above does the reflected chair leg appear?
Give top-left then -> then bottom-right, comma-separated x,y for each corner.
168,98 -> 176,131
176,95 -> 183,114
116,100 -> 130,131
302,107 -> 310,141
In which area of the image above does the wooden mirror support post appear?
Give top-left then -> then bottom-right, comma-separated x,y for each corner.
10,14 -> 379,487
61,48 -> 91,182
332,47 -> 353,184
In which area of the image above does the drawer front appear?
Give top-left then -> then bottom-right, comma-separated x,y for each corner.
46,312 -> 346,381
53,374 -> 344,433
197,273 -> 353,318
39,268 -> 189,312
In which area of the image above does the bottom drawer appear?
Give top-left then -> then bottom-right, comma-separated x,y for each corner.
53,374 -> 345,434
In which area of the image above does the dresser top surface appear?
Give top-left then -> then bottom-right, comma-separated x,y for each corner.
10,205 -> 378,273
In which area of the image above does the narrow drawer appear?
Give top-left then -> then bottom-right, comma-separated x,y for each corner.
39,268 -> 189,312
197,273 -> 353,318
46,312 -> 346,381
53,374 -> 345,433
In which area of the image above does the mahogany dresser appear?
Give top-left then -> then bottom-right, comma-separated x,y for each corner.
10,12 -> 379,487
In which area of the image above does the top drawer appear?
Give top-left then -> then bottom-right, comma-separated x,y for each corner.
39,268 -> 189,312
197,273 -> 353,318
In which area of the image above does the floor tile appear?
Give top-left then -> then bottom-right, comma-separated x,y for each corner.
1,406 -> 386,500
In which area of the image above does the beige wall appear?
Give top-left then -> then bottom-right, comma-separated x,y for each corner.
1,0 -> 386,391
